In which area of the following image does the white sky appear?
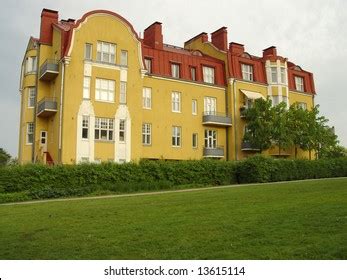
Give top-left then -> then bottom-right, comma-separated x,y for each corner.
1,0 -> 346,156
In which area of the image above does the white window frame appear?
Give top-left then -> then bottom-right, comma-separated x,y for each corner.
204,97 -> 217,115
142,87 -> 152,109
192,133 -> 198,149
119,119 -> 126,142
26,123 -> 34,144
204,129 -> 217,149
171,91 -> 181,113
171,63 -> 180,78
190,67 -> 196,81
120,50 -> 128,66
144,58 -> 152,73
95,117 -> 114,141
271,67 -> 278,83
25,56 -> 37,74
202,66 -> 215,84
271,96 -> 280,106
295,76 -> 304,92
241,64 -> 253,81
95,78 -> 115,102
84,43 -> 92,60
172,126 -> 181,147
83,77 -> 91,99
82,116 -> 89,140
28,87 -> 36,108
96,41 -> 116,64
280,67 -> 286,84
192,99 -> 197,115
120,82 -> 127,104
142,123 -> 151,145
297,102 -> 307,110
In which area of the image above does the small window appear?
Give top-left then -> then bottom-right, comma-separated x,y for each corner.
83,77 -> 91,99
204,129 -> 217,148
190,67 -> 196,81
97,41 -> 116,64
271,96 -> 280,106
202,66 -> 215,84
280,67 -> 286,84
192,99 -> 197,115
142,87 -> 152,109
81,157 -> 89,163
119,119 -> 126,142
85,43 -> 92,60
120,50 -> 128,66
192,133 -> 198,149
241,64 -> 253,81
25,56 -> 37,73
271,67 -> 277,83
295,76 -> 304,91
172,126 -> 181,147
142,123 -> 151,145
172,91 -> 181,113
144,58 -> 152,73
297,102 -> 307,110
171,63 -> 180,78
82,116 -> 89,139
120,82 -> 127,104
95,118 -> 114,141
28,87 -> 36,108
27,123 -> 34,144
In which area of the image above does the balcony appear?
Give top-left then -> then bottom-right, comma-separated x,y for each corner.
202,112 -> 232,126
203,146 -> 224,158
39,59 -> 59,81
241,141 -> 261,152
37,97 -> 58,118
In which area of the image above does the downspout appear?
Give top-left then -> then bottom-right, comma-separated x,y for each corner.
232,79 -> 238,160
18,63 -> 25,162
58,58 -> 66,164
32,46 -> 40,163
225,84 -> 229,161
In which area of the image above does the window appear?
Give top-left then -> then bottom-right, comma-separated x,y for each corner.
83,77 -> 91,99
84,43 -> 92,60
171,63 -> 180,78
204,129 -> 217,148
282,96 -> 289,106
120,82 -> 127,104
241,64 -> 253,81
27,123 -> 34,144
271,67 -> 278,83
28,87 -> 36,108
142,87 -> 152,109
81,157 -> 89,163
119,119 -> 125,142
144,58 -> 152,73
82,116 -> 89,139
280,67 -> 286,84
295,76 -> 304,91
192,133 -> 198,149
271,96 -> 280,106
192,99 -> 197,115
25,56 -> 37,73
95,78 -> 115,102
120,50 -> 128,66
297,102 -> 307,110
172,126 -> 181,147
204,97 -> 217,115
171,91 -> 181,112
142,123 -> 151,145
203,66 -> 215,84
190,67 -> 196,81
96,41 -> 116,64
95,118 -> 114,141
244,97 -> 254,109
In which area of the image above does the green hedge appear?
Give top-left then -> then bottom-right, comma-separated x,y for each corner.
0,157 -> 346,203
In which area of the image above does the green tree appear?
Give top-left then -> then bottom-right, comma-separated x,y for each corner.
0,148 -> 11,166
243,98 -> 273,153
271,102 -> 293,155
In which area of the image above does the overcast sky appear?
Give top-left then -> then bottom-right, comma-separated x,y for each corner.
1,0 -> 346,157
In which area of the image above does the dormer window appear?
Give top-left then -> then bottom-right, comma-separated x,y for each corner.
202,66 -> 215,84
280,67 -> 286,84
241,64 -> 253,81
171,63 -> 180,78
144,58 -> 152,73
271,67 -> 277,83
295,76 -> 304,92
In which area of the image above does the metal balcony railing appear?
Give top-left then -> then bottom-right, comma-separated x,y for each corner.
241,141 -> 261,151
37,97 -> 58,117
39,59 -> 59,81
203,146 -> 224,158
202,111 -> 232,126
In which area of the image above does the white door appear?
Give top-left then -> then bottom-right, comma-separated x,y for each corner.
40,131 -> 47,152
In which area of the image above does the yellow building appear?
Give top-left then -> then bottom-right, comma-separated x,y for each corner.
18,9 -> 316,164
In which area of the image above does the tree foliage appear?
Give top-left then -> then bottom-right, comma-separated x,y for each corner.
0,148 -> 11,166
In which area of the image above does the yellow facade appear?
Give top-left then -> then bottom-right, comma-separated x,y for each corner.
18,9 -> 315,164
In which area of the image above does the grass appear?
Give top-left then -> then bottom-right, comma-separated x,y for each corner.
0,178 -> 346,260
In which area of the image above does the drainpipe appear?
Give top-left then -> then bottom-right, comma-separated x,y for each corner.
225,85 -> 229,161
32,45 -> 40,163
232,79 -> 238,160
58,58 -> 67,163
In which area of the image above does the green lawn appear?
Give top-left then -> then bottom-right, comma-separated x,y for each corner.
0,178 -> 346,260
